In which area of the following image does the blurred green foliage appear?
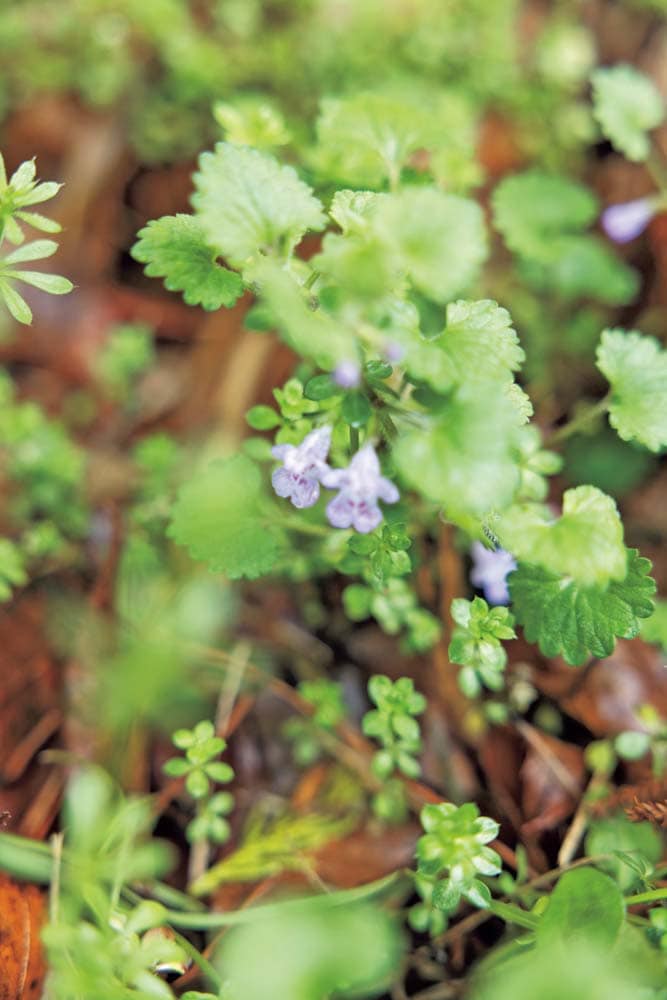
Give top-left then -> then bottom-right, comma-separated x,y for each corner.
0,0 -> 604,167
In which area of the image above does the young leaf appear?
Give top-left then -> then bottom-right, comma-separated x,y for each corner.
509,548 -> 656,665
498,486 -> 627,587
329,190 -> 387,234
0,281 -> 32,324
14,211 -> 61,234
376,188 -> 487,303
213,97 -> 291,149
132,214 -> 244,310
492,171 -> 598,260
313,93 -> 437,188
585,815 -> 662,891
3,239 -> 58,264
596,328 -> 667,452
192,143 -> 326,267
591,65 -> 664,162
449,597 -> 516,696
168,454 -> 285,579
245,405 -> 281,430
6,271 -> 73,295
0,155 -> 62,217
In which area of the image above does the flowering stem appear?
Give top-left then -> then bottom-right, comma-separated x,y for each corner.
275,513 -> 332,537
546,395 -> 610,445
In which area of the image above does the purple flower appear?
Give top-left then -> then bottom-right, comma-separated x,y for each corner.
322,444 -> 399,533
271,425 -> 332,509
470,541 -> 517,605
333,359 -> 361,389
601,195 -> 658,244
383,341 -> 405,364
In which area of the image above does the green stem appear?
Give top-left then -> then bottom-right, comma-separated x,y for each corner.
304,269 -> 320,290
547,395 -> 610,446
173,931 -> 224,990
161,871 -> 409,929
626,887 -> 667,906
49,832 -> 64,925
134,881 -> 207,913
487,900 -> 538,930
276,515 -> 332,537
349,425 -> 360,452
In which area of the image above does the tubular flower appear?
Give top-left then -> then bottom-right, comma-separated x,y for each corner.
601,195 -> 659,244
271,425 -> 332,509
469,541 -> 516,605
333,359 -> 362,388
322,444 -> 399,533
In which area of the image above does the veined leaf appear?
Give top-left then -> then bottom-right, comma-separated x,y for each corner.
509,548 -> 656,665
168,454 -> 286,580
596,328 -> 667,452
192,143 -> 325,267
132,214 -> 244,310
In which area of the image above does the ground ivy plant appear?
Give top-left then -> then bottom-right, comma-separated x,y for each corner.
132,102 -> 661,677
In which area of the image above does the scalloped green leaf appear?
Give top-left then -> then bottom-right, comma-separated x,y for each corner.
376,188 -> 487,303
313,93 -> 438,188
596,328 -> 667,452
498,486 -> 627,587
592,65 -> 664,162
492,170 -> 598,260
132,214 -> 243,310
394,382 -> 521,521
509,548 -> 656,665
168,454 -> 285,580
192,143 -> 326,267
406,299 -> 524,391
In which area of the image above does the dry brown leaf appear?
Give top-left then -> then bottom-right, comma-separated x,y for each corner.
520,726 -> 585,837
530,639 -> 667,737
0,873 -> 46,1000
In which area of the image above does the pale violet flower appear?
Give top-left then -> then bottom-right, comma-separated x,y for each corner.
333,359 -> 361,388
601,195 -> 659,244
383,340 -> 405,364
470,541 -> 516,605
322,444 -> 399,533
271,425 -> 332,509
